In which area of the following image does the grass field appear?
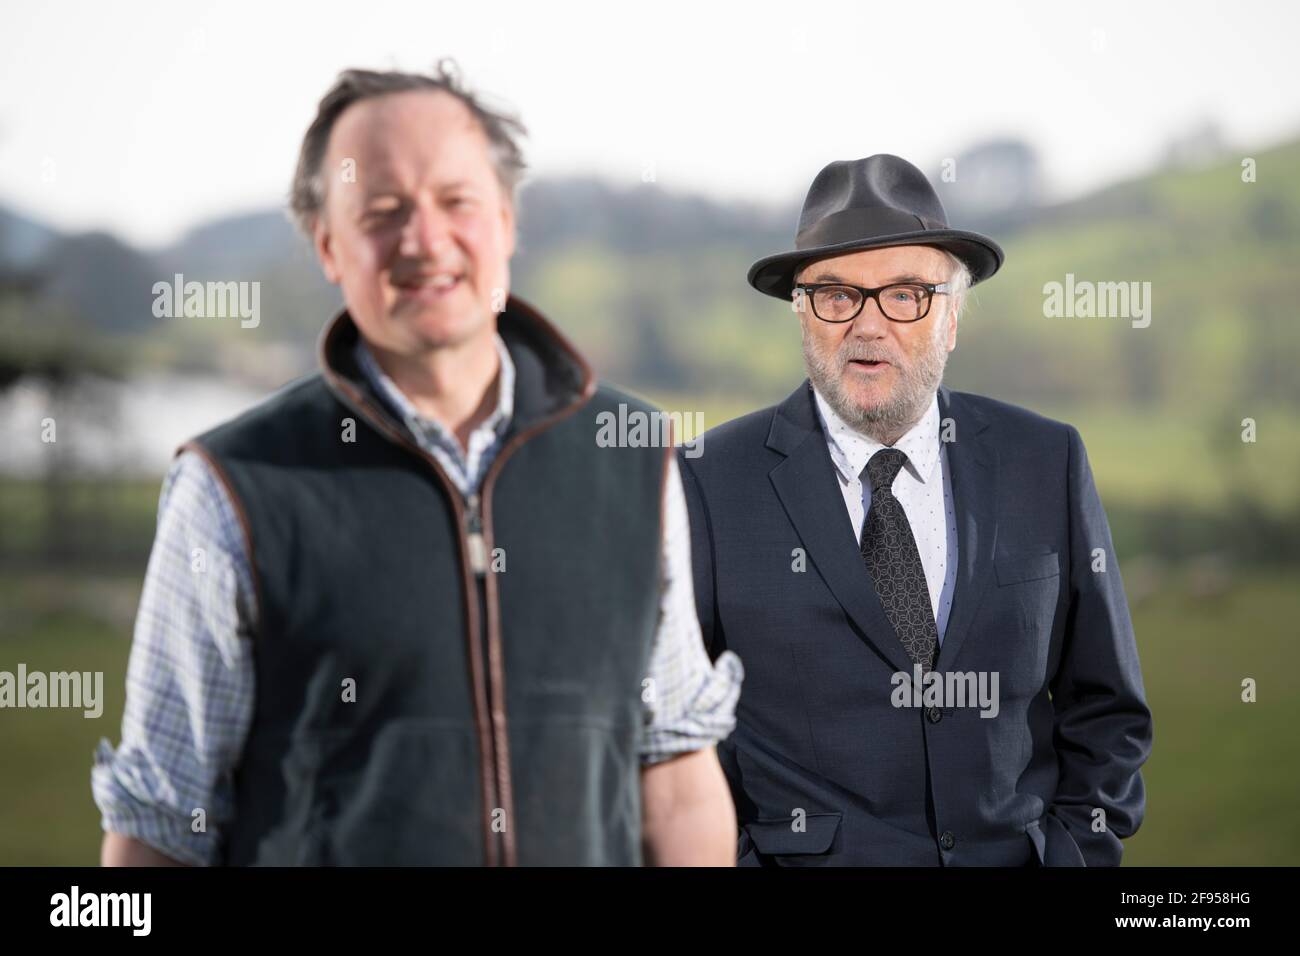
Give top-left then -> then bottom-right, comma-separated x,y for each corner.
0,572 -> 135,866
1122,570 -> 1300,865
1,564 -> 1296,865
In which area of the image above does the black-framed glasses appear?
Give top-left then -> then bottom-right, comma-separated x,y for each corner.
794,281 -> 951,323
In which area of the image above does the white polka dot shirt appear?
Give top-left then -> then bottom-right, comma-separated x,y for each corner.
811,387 -> 959,642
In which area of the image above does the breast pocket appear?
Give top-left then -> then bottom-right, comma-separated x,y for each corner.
989,550 -> 1062,685
995,550 -> 1060,586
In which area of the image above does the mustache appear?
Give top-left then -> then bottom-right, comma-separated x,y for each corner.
836,342 -> 899,366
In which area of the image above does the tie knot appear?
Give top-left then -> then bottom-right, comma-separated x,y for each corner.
863,448 -> 908,493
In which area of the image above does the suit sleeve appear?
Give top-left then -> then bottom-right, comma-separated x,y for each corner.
678,449 -> 721,660
1046,425 -> 1154,865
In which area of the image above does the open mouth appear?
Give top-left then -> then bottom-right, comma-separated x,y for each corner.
847,358 -> 891,372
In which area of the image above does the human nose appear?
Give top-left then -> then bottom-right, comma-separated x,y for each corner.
849,292 -> 891,337
398,196 -> 453,259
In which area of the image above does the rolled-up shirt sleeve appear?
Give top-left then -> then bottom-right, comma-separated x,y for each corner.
639,455 -> 744,765
91,450 -> 256,865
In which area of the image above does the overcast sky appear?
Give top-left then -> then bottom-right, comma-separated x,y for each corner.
2,0 -> 1297,248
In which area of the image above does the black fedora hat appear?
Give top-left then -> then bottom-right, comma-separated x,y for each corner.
748,154 -> 1004,300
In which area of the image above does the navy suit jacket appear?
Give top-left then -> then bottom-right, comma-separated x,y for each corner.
680,382 -> 1153,866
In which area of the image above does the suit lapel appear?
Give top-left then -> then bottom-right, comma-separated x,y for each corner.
933,385 -> 998,670
766,382 -> 913,674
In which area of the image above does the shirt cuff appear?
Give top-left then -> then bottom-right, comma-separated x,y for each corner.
639,650 -> 744,766
91,738 -> 222,866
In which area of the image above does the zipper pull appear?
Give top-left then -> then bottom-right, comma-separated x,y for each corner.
465,493 -> 488,575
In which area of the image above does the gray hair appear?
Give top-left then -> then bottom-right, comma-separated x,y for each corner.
942,250 -> 972,323
288,59 -> 528,237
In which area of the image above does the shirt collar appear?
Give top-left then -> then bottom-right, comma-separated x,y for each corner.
352,333 -> 515,444
812,386 -> 942,487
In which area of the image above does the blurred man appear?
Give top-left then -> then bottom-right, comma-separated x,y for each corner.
93,64 -> 742,866
680,154 -> 1152,865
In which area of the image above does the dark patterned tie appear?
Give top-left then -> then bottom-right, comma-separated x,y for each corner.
860,448 -> 938,673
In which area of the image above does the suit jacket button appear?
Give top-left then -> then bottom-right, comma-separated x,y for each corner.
927,706 -> 943,723
939,831 -> 955,850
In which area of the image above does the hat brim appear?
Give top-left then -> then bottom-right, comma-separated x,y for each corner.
747,230 -> 1004,300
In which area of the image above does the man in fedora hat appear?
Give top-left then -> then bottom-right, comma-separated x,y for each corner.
680,154 -> 1152,865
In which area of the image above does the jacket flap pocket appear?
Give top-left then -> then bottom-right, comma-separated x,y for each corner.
745,812 -> 842,855
995,551 -> 1060,586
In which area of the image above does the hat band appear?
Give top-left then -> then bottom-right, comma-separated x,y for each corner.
795,206 -> 937,251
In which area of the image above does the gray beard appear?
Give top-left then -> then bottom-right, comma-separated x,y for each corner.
802,324 -> 949,445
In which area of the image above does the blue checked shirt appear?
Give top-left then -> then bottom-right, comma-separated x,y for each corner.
92,334 -> 743,865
